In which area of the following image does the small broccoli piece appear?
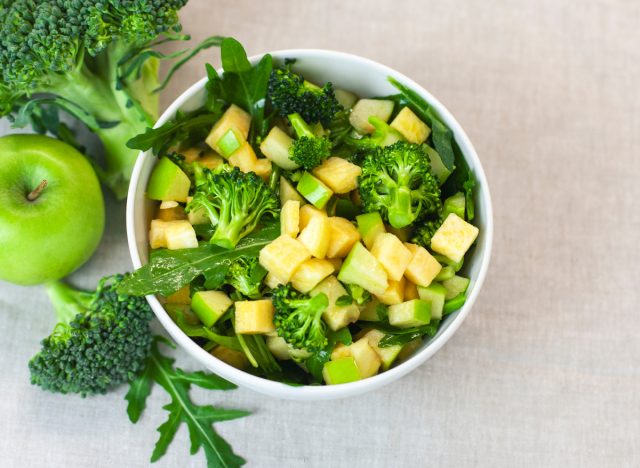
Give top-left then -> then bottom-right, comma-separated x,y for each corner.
268,63 -> 341,125
287,112 -> 331,169
272,284 -> 329,353
411,215 -> 444,248
186,165 -> 279,249
29,275 -> 153,396
358,142 -> 442,229
226,257 -> 268,299
345,284 -> 372,306
346,116 -> 404,149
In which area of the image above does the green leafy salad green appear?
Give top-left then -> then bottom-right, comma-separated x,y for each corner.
119,37 -> 480,387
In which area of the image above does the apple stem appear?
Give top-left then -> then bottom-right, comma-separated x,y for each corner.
27,179 -> 48,201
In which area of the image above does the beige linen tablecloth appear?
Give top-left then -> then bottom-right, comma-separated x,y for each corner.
1,1 -> 639,466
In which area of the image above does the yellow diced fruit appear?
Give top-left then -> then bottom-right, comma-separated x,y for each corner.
280,176 -> 305,205
311,276 -> 360,331
430,213 -> 480,263
266,336 -> 291,360
228,142 -> 258,173
265,272 -> 285,289
199,153 -> 225,169
260,126 -> 298,170
312,157 -> 362,194
235,299 -> 275,334
281,200 -> 300,237
291,259 -> 334,293
331,343 -> 351,360
326,258 -> 343,273
327,217 -> 361,259
166,285 -> 191,304
370,233 -> 413,281
185,196 -> 208,225
390,107 -> 431,144
349,99 -> 395,134
253,159 -> 272,181
164,220 -> 199,250
299,204 -> 326,230
297,214 -> 331,259
331,338 -> 381,378
179,147 -> 205,163
205,104 -> 251,155
404,281 -> 419,300
211,346 -> 249,370
156,201 -> 186,221
375,277 -> 405,305
361,329 -> 402,370
259,235 -> 311,282
149,219 -> 169,249
404,243 -> 442,287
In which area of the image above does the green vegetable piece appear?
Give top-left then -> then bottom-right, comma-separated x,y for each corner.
288,113 -> 331,169
322,357 -> 362,385
443,192 -> 466,219
417,283 -> 447,320
443,293 -> 467,315
434,265 -> 455,282
334,198 -> 360,219
147,157 -> 191,202
441,275 -> 471,300
388,299 -> 431,328
358,299 -> 382,322
432,253 -> 464,272
424,145 -> 452,185
191,291 -> 233,327
356,212 -> 386,249
338,242 -> 388,296
297,171 -> 333,209
217,128 -> 242,157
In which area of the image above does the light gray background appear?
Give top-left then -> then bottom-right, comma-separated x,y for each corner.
1,0 -> 639,466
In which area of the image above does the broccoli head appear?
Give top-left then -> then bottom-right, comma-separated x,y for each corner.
272,284 -> 329,353
225,257 -> 268,299
411,215 -> 444,248
29,275 -> 153,396
346,116 -> 405,149
186,165 -> 279,249
287,112 -> 331,169
358,142 -> 442,228
345,284 -> 371,306
267,62 -> 341,126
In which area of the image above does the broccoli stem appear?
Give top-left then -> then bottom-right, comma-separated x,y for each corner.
45,281 -> 93,325
209,219 -> 244,250
388,186 -> 416,228
288,113 -> 314,138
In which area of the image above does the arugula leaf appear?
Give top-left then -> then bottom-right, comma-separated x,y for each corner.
441,140 -> 476,221
117,221 -> 279,296
170,309 -> 242,351
335,295 -> 354,307
237,333 -> 281,375
376,320 -> 441,348
126,339 -> 249,468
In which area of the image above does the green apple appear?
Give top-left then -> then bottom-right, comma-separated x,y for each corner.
146,157 -> 190,202
322,356 -> 361,385
0,134 -> 105,285
297,172 -> 333,209
356,211 -> 385,249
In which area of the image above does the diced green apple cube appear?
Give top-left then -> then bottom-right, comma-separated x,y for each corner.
322,356 -> 361,385
388,299 -> 431,328
297,172 -> 333,209
356,212 -> 386,249
417,283 -> 447,320
147,157 -> 191,202
191,290 -> 233,327
217,128 -> 242,157
338,242 -> 388,296
441,275 -> 471,300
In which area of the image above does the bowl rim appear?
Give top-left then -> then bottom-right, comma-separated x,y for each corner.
126,48 -> 494,400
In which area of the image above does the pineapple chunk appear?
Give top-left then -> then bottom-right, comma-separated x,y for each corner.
281,200 -> 300,237
259,235 -> 311,282
149,219 -> 169,249
235,299 -> 275,334
159,200 -> 179,209
349,99 -> 395,134
326,258 -> 343,272
266,336 -> 291,360
291,259 -> 334,293
404,243 -> 442,287
228,142 -> 258,173
200,153 -> 224,169
311,276 -> 360,331
375,277 -> 405,305
430,213 -> 480,263
330,338 -> 381,378
205,104 -> 251,155
164,220 -> 199,250
211,346 -> 249,370
390,107 -> 431,144
297,214 -> 331,259
265,272 -> 285,289
156,201 -> 186,221
370,233 -> 413,281
299,204 -> 326,230
334,88 -> 358,109
166,285 -> 191,304
327,217 -> 361,259
361,329 -> 402,370
260,126 -> 298,170
404,281 -> 420,300
185,196 -> 208,225
280,176 -> 305,205
253,158 -> 272,181
331,343 -> 351,360
312,157 -> 362,194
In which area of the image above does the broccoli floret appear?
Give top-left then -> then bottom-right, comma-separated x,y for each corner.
345,284 -> 371,306
226,257 -> 268,299
29,275 -> 153,396
272,284 -> 329,353
186,165 -> 279,249
268,62 -> 341,125
0,1 -> 210,198
358,142 -> 442,229
346,116 -> 405,149
287,112 -> 331,169
411,215 -> 444,248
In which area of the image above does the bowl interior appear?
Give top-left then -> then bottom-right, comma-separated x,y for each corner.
127,50 -> 493,400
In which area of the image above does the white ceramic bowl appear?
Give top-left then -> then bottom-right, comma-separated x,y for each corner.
127,49 -> 493,400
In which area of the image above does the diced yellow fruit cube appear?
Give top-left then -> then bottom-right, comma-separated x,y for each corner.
326,217 -> 361,259
404,243 -> 442,287
156,202 -> 186,221
199,153 -> 225,169
349,99 -> 395,134
311,276 -> 360,331
211,346 -> 249,370
358,298 -> 381,321
331,343 -> 351,360
299,204 -> 326,230
205,104 -> 251,155
430,213 -> 480,263
228,142 -> 258,173
259,235 -> 311,282
281,200 -> 300,237
185,196 -> 209,225
265,272 -> 286,289
260,126 -> 298,170
266,336 -> 291,360
334,338 -> 381,378
404,281 -> 419,300
166,285 -> 191,304
370,233 -> 413,281
149,219 -> 169,249
159,200 -> 179,209
297,214 -> 331,259
326,257 -> 343,273
375,277 -> 405,305
235,299 -> 275,334
280,176 -> 305,205
361,329 -> 402,370
312,157 -> 362,194
390,107 -> 431,144
164,220 -> 199,250
291,258 -> 334,293
253,158 -> 272,181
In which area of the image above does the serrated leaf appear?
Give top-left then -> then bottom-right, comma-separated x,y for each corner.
173,369 -> 237,391
150,402 -> 183,462
125,363 -> 154,423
